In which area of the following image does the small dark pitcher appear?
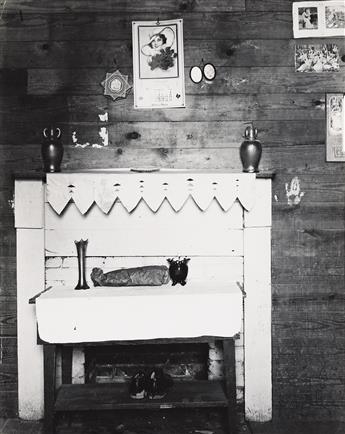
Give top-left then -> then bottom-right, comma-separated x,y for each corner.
75,239 -> 90,290
41,127 -> 63,173
167,257 -> 190,286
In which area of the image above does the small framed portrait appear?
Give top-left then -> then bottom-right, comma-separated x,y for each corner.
203,63 -> 216,81
190,66 -> 203,84
326,93 -> 345,162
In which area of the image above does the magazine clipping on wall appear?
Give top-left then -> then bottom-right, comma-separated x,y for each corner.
292,1 -> 345,38
132,19 -> 185,109
326,93 -> 345,162
295,43 -> 340,72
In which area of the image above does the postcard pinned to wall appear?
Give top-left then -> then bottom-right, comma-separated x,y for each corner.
132,19 -> 185,109
293,1 -> 345,38
326,93 -> 345,162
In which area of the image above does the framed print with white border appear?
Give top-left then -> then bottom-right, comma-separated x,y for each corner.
132,19 -> 185,109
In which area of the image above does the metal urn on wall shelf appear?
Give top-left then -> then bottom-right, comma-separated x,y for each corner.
41,127 -> 64,173
239,123 -> 262,173
75,239 -> 90,290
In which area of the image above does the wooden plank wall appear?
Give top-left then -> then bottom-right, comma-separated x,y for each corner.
0,0 -> 344,420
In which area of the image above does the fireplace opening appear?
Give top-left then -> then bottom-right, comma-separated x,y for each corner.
84,343 -> 210,384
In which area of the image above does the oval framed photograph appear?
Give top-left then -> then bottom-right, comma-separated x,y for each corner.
203,63 -> 216,81
190,66 -> 203,83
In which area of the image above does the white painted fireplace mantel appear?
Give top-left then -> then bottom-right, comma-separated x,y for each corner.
15,169 -> 272,422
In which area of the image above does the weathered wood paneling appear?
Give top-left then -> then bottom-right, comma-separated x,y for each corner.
27,67 -> 345,95
1,0 -> 246,13
0,296 -> 17,337
3,144 -> 345,179
0,0 -> 344,420
0,12 -> 292,42
2,39 -> 344,68
0,338 -> 17,392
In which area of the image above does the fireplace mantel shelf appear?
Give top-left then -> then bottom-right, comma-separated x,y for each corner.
13,169 -> 276,181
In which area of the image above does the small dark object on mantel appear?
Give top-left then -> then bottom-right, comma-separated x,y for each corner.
41,127 -> 64,173
75,239 -> 90,290
239,123 -> 262,173
167,257 -> 190,286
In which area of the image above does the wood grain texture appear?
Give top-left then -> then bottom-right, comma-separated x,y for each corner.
0,257 -> 17,297
0,94 -> 330,149
0,296 -> 17,337
0,338 -> 17,398
246,0 -> 296,12
2,39 -> 344,68
0,392 -> 17,418
0,12 -> 292,42
0,0 -> 245,13
0,116 -> 331,148
4,143 -> 345,178
27,67 -> 345,96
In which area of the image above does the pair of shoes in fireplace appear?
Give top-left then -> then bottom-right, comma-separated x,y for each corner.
129,368 -> 173,400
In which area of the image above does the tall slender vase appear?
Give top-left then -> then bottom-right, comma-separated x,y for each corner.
75,239 -> 90,290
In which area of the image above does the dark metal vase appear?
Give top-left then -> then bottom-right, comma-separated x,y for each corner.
240,124 -> 262,173
41,127 -> 64,173
167,258 -> 190,286
75,239 -> 90,290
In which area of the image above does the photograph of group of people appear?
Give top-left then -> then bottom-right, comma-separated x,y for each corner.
295,44 -> 340,73
293,1 -> 345,37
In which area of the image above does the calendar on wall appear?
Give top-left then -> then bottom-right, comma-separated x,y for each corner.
132,18 -> 185,109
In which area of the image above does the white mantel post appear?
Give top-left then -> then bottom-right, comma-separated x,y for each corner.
15,179 -> 45,419
243,178 -> 272,421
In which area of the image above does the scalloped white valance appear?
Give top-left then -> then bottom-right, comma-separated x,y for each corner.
46,170 -> 256,214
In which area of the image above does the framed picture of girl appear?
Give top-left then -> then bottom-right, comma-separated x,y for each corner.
139,25 -> 178,79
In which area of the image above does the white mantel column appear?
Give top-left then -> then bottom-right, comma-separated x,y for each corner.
15,179 -> 45,419
243,178 -> 272,422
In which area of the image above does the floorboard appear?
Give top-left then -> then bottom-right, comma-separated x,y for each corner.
2,417 -> 345,433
